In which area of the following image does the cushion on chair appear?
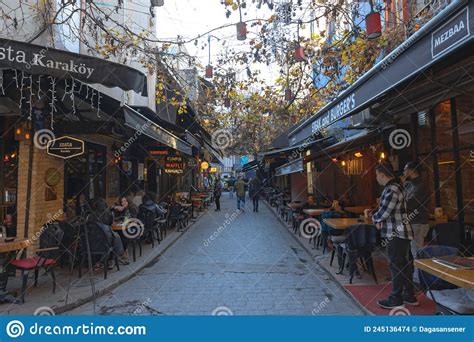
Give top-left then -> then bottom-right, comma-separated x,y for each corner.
428,288 -> 474,314
10,256 -> 56,270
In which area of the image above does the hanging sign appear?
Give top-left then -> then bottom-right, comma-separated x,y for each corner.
47,136 -> 84,159
164,156 -> 185,174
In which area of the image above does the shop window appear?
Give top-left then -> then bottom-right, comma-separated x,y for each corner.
437,152 -> 458,219
0,119 -> 19,226
456,93 -> 474,149
434,100 -> 453,152
416,111 -> 433,154
306,162 -> 314,195
460,150 -> 474,222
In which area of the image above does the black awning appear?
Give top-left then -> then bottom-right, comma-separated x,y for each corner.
260,136 -> 332,157
0,39 -> 147,95
203,140 -> 224,166
123,106 -> 192,155
242,159 -> 260,172
275,158 -> 304,176
289,0 -> 473,146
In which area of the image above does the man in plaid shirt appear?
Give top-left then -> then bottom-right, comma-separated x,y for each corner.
372,162 -> 416,309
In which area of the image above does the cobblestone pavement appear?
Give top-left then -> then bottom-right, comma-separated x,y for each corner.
67,195 -> 365,315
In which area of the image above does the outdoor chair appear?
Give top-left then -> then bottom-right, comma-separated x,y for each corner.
138,206 -> 161,247
56,221 -> 79,268
9,223 -> 64,303
338,224 -> 378,284
78,222 -> 120,280
319,211 -> 343,254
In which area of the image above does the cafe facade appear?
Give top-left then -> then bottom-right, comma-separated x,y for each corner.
0,38 -> 206,254
285,0 -> 473,243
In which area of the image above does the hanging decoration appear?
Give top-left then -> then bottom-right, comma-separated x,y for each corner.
366,0 -> 382,39
294,22 -> 305,62
49,76 -> 57,130
0,70 -> 4,95
284,88 -> 292,101
19,72 -> 25,111
205,35 -> 215,78
28,75 -> 33,120
236,21 -> 247,41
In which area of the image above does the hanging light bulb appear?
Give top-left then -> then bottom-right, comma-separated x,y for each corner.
236,21 -> 247,41
150,0 -> 164,6
366,0 -> 382,39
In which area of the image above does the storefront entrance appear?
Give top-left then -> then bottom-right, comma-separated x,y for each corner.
0,117 -> 19,227
64,141 -> 106,214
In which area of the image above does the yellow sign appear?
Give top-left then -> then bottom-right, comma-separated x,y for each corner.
201,161 -> 209,170
209,167 -> 218,173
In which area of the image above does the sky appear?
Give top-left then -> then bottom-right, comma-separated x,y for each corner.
153,0 -> 284,83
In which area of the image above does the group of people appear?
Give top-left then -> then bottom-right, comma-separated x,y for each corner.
372,161 -> 430,309
85,191 -> 168,270
212,175 -> 263,213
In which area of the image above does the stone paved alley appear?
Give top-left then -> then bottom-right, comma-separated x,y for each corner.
67,196 -> 364,315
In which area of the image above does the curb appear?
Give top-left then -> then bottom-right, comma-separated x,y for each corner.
262,199 -> 371,316
56,208 -> 210,314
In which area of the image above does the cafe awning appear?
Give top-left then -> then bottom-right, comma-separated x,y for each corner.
0,38 -> 147,95
289,0 -> 473,146
123,106 -> 193,155
260,136 -> 333,157
242,159 -> 260,172
275,158 -> 304,176
203,140 -> 224,166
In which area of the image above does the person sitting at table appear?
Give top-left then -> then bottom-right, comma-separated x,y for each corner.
2,214 -> 16,238
303,196 -> 318,209
316,196 -> 332,208
88,198 -> 129,267
111,196 -> 138,221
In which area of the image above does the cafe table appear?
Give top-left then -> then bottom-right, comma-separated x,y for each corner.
414,258 -> 474,291
303,209 -> 327,217
344,206 -> 369,215
323,218 -> 372,230
287,202 -> 304,210
0,238 -> 30,303
112,222 -> 126,231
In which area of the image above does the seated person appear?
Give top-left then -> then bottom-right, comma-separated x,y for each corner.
87,198 -> 128,266
303,196 -> 318,209
2,214 -> 16,238
316,196 -> 332,208
139,193 -> 167,220
111,196 -> 137,221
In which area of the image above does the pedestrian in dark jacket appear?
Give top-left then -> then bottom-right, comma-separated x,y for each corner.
372,162 -> 416,309
214,177 -> 222,211
249,177 -> 262,212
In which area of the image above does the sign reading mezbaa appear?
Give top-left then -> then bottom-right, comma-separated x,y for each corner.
432,7 -> 470,59
47,136 -> 84,159
0,38 -> 147,94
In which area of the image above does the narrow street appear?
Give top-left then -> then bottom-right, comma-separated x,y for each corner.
67,195 -> 364,315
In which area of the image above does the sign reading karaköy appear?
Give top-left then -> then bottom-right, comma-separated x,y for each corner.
47,136 -> 84,159
432,6 -> 470,59
0,38 -> 147,94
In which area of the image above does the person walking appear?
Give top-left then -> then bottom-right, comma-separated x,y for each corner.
249,177 -> 262,212
372,162 -> 416,309
234,176 -> 247,212
403,161 -> 431,283
214,176 -> 222,211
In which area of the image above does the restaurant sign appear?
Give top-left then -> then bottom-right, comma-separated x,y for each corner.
164,156 -> 186,174
47,136 -> 84,159
431,7 -> 470,59
311,93 -> 356,135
